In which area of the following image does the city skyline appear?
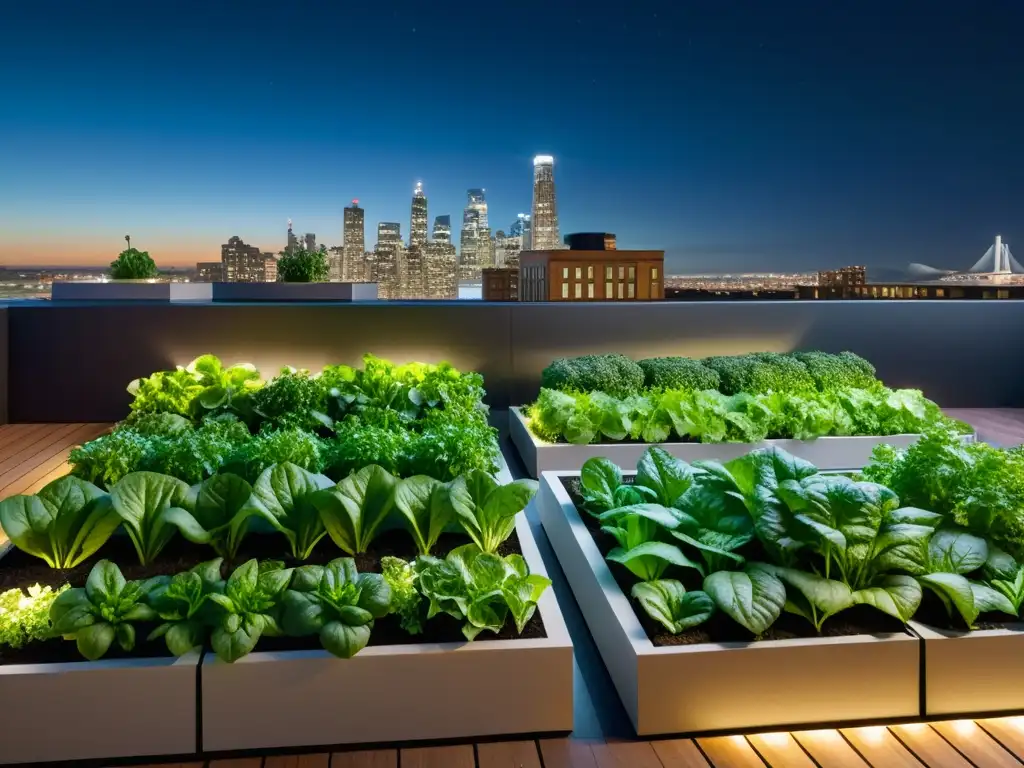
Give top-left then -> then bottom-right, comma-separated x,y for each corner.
2,2 -> 1024,273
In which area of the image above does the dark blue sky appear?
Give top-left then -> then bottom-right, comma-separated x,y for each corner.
2,1 -> 1022,272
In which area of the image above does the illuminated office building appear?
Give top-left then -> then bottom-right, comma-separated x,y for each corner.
374,222 -> 402,299
221,236 -> 266,282
343,201 -> 366,281
510,213 -> 532,252
410,182 -> 428,248
531,155 -> 561,250
459,189 -> 492,280
424,241 -> 457,299
432,215 -> 451,244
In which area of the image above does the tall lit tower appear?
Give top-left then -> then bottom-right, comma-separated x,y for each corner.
286,219 -> 298,254
432,215 -> 451,244
531,155 -> 561,250
459,189 -> 492,279
410,181 -> 428,248
342,200 -> 366,281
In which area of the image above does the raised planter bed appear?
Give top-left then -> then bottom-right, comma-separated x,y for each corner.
51,281 -> 212,302
200,510 -> 573,751
511,406 -> 973,478
211,282 -> 378,301
911,621 -> 1024,716
0,541 -> 199,765
536,470 -> 921,736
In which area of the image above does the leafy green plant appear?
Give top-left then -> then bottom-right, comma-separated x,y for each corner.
110,472 -> 204,565
381,556 -> 423,634
0,584 -> 67,649
251,367 -> 332,433
631,580 -> 714,634
109,247 -> 158,279
225,428 -> 324,482
918,529 -> 1016,627
449,470 -> 538,553
599,504 -> 703,581
141,420 -> 252,484
983,547 -> 1024,615
237,463 -> 335,560
415,544 -> 551,640
281,558 -> 390,658
277,244 -> 330,282
147,559 -> 224,655
70,428 -> 154,488
0,475 -> 120,568
127,365 -> 204,418
49,560 -> 159,660
207,559 -> 293,662
311,464 -> 397,555
402,412 -> 500,480
322,425 -> 411,479
393,476 -> 454,555
703,565 -> 787,635
578,457 -> 650,517
126,413 -> 193,436
637,357 -> 720,392
794,350 -> 877,392
184,355 -> 263,420
160,473 -> 254,559
540,354 -> 645,397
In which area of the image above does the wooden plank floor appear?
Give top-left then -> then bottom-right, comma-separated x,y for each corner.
2,414 -> 1024,768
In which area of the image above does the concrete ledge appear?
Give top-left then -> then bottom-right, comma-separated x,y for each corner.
51,282 -> 212,301
211,282 -> 379,301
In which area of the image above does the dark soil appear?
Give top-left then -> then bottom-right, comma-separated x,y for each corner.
0,528 -> 544,665
560,476 -> 911,646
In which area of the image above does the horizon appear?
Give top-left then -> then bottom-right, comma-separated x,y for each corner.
2,2 -> 1023,273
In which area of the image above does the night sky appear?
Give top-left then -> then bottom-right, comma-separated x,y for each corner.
2,1 -> 1022,274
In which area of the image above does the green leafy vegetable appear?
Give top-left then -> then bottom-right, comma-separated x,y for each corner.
109,471 -> 201,565
281,558 -> 390,658
381,556 -> 424,634
703,566 -> 786,635
0,584 -> 67,649
449,470 -> 538,553
207,559 -> 292,662
393,475 -> 454,555
631,580 -> 714,634
147,559 -> 224,656
236,463 -> 335,560
311,464 -> 398,555
0,475 -> 120,568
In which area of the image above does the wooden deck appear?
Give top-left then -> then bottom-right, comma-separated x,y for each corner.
4,412 -> 1024,767
119,720 -> 1024,767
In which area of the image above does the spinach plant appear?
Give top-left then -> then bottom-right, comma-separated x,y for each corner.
919,529 -> 1016,627
631,579 -> 715,634
147,559 -> 224,656
281,558 -> 391,658
311,464 -> 398,555
110,472 -> 206,565
237,463 -> 335,560
207,559 -> 293,662
449,470 -> 538,553
163,473 -> 253,559
415,544 -> 551,640
0,476 -> 120,568
49,560 -> 160,660
393,475 -> 454,555
598,504 -> 703,581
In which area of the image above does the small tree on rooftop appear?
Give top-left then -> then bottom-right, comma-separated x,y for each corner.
277,244 -> 330,283
109,247 -> 158,280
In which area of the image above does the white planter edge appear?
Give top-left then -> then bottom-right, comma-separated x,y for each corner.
910,620 -> 1024,716
511,406 -> 974,477
199,510 -> 574,752
536,469 -> 921,736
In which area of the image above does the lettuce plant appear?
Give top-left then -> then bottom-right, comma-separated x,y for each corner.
224,427 -> 324,483
631,580 -> 714,634
449,470 -> 538,553
185,354 -> 263,422
393,476 -> 454,555
207,560 -> 292,662
251,367 -> 332,433
281,558 -> 391,658
0,475 -> 120,568
0,584 -> 67,649
110,472 -> 205,565
381,556 -> 423,634
127,366 -> 204,418
69,428 -> 153,489
147,559 -> 224,656
49,560 -> 160,660
311,464 -> 397,555
238,463 -> 335,560
415,544 -> 551,640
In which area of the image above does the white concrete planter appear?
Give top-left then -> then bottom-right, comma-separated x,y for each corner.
911,621 -> 1024,716
536,470 -> 921,735
511,406 -> 973,477
200,511 -> 573,752
211,282 -> 379,301
51,281 -> 212,301
0,651 -> 199,764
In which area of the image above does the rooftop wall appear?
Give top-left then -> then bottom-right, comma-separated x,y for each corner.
4,300 -> 1023,423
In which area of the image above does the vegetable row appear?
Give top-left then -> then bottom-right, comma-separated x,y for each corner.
578,429 -> 1024,639
528,351 -> 966,445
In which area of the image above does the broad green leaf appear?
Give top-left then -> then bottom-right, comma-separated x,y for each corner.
49,589 -> 95,634
607,541 -> 703,581
768,566 -> 853,620
110,472 -> 192,564
165,621 -> 203,656
631,579 -> 714,634
451,470 -> 537,553
971,583 -> 1016,617
356,573 -> 391,618
886,507 -> 944,528
983,545 -> 1020,581
598,503 -> 682,530
65,495 -> 122,568
76,623 -> 116,661
580,457 -> 623,514
320,621 -> 371,658
244,463 -> 335,559
394,475 -> 451,555
635,447 -> 694,506
703,566 -> 786,635
919,572 -> 978,627
85,559 -> 126,604
928,529 -> 988,575
315,464 -> 397,555
281,590 -> 326,636
212,613 -> 265,663
0,495 -> 60,567
195,473 -> 253,557
873,523 -> 933,575
851,575 -> 922,622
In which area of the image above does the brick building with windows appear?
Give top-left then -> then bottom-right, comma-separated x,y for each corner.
518,233 -> 663,302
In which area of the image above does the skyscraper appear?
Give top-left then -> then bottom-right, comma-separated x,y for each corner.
510,213 -> 532,252
304,233 -> 317,252
410,182 -> 428,248
432,215 -> 451,244
342,201 -> 366,281
424,241 -> 458,299
459,189 -> 492,280
286,219 -> 298,254
374,222 -> 402,299
531,155 -> 561,250
222,236 -> 266,282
